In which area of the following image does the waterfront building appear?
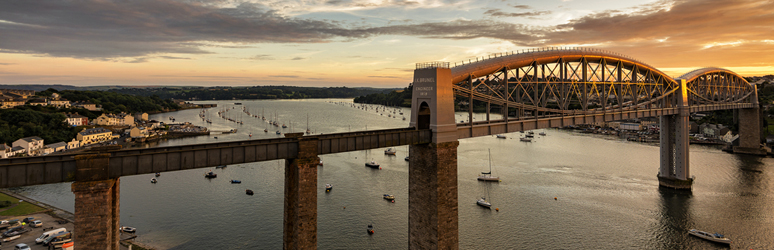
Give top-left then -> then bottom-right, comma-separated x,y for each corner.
64,112 -> 89,126
66,138 -> 81,150
134,112 -> 149,121
12,136 -> 45,156
49,98 -> 71,108
45,142 -> 68,153
27,98 -> 48,106
73,101 -> 101,111
0,144 -> 11,158
94,113 -> 135,126
128,126 -> 150,138
77,127 -> 112,145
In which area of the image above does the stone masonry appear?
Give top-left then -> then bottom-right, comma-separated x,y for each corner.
284,134 -> 319,249
409,141 -> 459,249
72,178 -> 120,250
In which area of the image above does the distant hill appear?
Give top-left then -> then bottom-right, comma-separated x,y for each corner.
0,84 -> 122,91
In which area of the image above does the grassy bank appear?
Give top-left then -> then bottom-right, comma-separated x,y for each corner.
0,192 -> 47,216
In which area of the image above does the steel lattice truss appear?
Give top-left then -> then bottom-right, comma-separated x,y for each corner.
447,48 -> 756,120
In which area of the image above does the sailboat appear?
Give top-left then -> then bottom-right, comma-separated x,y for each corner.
477,149 -> 500,181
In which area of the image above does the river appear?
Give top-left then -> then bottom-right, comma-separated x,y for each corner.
8,99 -> 773,249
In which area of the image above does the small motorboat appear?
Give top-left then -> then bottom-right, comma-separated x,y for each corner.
276,131 -> 281,135
246,189 -> 254,195
214,137 -> 218,139
365,161 -> 380,169
155,172 -> 160,177
496,134 -> 506,139
539,132 -> 547,136
520,137 -> 532,142
120,226 -> 137,233
231,180 -> 241,184
367,224 -> 374,234
476,197 -> 492,208
688,229 -> 731,244
150,178 -> 157,183
405,156 -> 409,161
527,131 -> 534,135
383,194 -> 395,200
525,134 -> 534,138
325,184 -> 333,192
384,148 -> 396,155
216,165 -> 227,169
205,171 -> 217,178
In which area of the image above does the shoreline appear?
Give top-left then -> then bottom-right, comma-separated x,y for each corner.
0,189 -> 162,250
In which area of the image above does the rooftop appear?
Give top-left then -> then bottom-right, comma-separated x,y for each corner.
17,136 -> 43,143
79,127 -> 111,135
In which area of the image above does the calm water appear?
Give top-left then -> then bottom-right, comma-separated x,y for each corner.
8,99 -> 773,249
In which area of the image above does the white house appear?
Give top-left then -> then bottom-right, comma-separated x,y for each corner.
12,136 -> 44,156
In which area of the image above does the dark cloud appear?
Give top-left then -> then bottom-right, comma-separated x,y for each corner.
483,9 -> 551,18
159,56 -> 192,60
510,4 -> 530,9
290,57 -> 307,60
0,0 -> 365,59
251,54 -> 275,60
126,58 -> 149,63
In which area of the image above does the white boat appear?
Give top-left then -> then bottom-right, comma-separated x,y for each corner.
150,178 -> 157,183
496,135 -> 506,139
477,149 -> 500,181
383,194 -> 395,200
688,229 -> 731,244
325,184 -> 333,192
539,132 -> 547,136
384,148 -> 396,155
520,137 -> 532,142
476,197 -> 492,208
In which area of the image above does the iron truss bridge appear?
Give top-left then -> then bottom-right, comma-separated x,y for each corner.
446,48 -> 757,138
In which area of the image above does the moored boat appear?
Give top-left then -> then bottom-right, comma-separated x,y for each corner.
688,229 -> 731,244
383,194 -> 394,200
367,224 -> 374,234
216,165 -> 227,169
496,134 -> 506,139
155,172 -> 160,177
520,137 -> 532,142
120,226 -> 137,233
477,149 -> 500,182
325,183 -> 332,192
476,197 -> 492,208
205,171 -> 217,178
384,148 -> 396,155
539,132 -> 547,136
246,189 -> 254,195
405,156 -> 409,161
230,180 -> 241,184
365,161 -> 380,169
150,178 -> 157,183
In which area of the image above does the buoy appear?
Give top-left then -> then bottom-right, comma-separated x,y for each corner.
391,200 -> 395,203
343,207 -> 346,209
495,208 -> 499,211
554,197 -> 557,200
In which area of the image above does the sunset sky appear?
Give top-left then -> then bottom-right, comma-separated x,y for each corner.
0,0 -> 772,87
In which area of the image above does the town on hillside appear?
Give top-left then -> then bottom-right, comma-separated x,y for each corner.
0,88 -> 214,158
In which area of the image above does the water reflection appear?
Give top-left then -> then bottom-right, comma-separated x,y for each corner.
654,187 -> 693,249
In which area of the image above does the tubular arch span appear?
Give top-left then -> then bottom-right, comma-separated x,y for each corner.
442,48 -> 756,116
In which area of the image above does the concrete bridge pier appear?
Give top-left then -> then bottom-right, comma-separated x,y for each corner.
283,133 -> 319,249
72,154 -> 120,250
658,79 -> 692,189
733,107 -> 766,155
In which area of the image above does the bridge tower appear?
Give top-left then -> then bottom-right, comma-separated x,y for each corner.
408,62 -> 459,249
72,153 -> 121,250
658,79 -> 693,189
734,85 -> 765,155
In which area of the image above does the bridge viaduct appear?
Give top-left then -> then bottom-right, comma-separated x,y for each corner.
0,48 -> 763,249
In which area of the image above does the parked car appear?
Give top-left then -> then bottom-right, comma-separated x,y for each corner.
31,220 -> 42,228
22,217 -> 34,223
36,228 -> 66,244
14,243 -> 31,250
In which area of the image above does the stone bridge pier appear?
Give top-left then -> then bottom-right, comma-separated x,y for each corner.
283,133 -> 319,249
72,153 -> 120,250
658,79 -> 693,189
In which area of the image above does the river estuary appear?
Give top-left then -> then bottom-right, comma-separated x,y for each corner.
8,99 -> 773,249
